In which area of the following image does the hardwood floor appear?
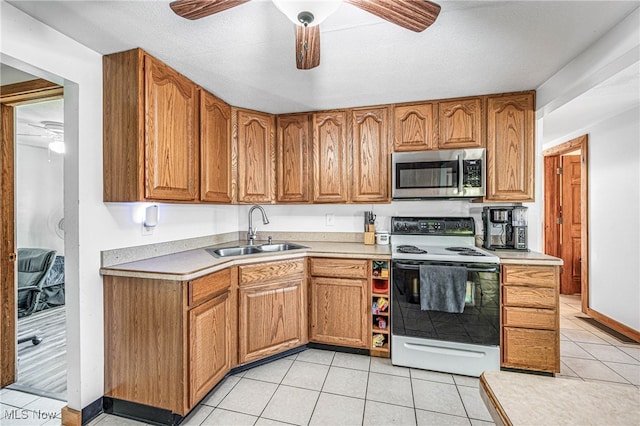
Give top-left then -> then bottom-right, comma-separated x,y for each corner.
15,306 -> 66,400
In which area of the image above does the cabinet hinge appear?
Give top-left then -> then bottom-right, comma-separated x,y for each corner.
556,167 -> 563,175
556,217 -> 563,225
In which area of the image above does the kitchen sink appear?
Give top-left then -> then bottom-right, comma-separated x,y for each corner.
206,242 -> 307,258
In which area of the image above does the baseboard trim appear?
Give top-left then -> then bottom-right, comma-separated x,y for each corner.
586,307 -> 640,343
61,406 -> 81,426
81,397 -> 103,425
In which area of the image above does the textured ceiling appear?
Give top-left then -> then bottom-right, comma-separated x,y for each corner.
6,0 -> 639,114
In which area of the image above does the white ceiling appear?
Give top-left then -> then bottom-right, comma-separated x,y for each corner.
6,0 -> 639,114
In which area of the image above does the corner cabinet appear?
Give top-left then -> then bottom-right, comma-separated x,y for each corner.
237,109 -> 276,203
500,264 -> 560,373
486,92 -> 535,201
309,257 -> 369,348
103,48 -> 200,202
200,90 -> 232,203
103,268 -> 237,417
351,107 -> 390,203
276,114 -> 312,203
238,259 -> 307,364
312,111 -> 350,203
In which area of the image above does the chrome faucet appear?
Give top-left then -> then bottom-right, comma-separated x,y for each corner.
247,205 -> 269,245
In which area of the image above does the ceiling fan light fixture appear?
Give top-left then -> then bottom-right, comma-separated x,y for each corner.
273,0 -> 342,27
48,140 -> 65,154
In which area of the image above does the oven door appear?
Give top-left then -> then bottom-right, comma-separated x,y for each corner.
391,260 -> 500,346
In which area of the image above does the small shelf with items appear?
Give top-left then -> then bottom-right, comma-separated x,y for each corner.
371,260 -> 390,357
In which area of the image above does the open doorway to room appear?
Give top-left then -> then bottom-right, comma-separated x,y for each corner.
0,65 -> 66,401
543,135 -> 589,313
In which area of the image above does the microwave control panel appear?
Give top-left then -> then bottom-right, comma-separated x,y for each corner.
462,159 -> 482,188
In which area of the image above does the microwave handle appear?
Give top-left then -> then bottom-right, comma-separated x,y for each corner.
457,154 -> 464,195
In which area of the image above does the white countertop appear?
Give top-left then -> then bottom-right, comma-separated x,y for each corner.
493,250 -> 562,265
480,370 -> 639,426
100,240 -> 392,281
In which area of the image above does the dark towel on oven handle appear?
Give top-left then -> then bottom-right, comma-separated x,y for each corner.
419,264 -> 467,313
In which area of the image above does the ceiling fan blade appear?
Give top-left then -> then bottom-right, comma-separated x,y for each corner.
296,25 -> 320,70
170,0 -> 251,20
345,0 -> 441,32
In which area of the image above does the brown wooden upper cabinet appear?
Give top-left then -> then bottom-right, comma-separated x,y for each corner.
200,90 -> 232,203
393,102 -> 438,151
485,91 -> 535,201
351,107 -> 390,202
237,109 -> 276,204
103,48 -> 200,202
438,97 -> 484,149
312,111 -> 349,203
276,114 -> 312,203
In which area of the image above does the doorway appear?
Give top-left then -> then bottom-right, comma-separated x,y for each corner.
0,69 -> 66,400
543,135 -> 589,313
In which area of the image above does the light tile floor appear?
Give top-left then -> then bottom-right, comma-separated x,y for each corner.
2,295 -> 638,425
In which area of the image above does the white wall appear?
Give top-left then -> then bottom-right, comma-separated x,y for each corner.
16,144 -> 64,255
539,8 -> 640,331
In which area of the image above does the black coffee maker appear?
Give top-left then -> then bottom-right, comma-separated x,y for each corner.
482,206 -> 528,251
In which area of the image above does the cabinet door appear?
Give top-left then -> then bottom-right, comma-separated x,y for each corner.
277,114 -> 311,203
189,291 -> 231,407
313,111 -> 349,203
310,277 -> 369,348
238,279 -> 306,364
200,90 -> 232,203
502,327 -> 558,372
438,97 -> 484,149
237,109 -> 275,203
393,103 -> 437,151
486,92 -> 535,201
351,107 -> 390,203
144,55 -> 199,200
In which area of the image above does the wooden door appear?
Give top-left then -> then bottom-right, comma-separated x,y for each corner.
200,90 -> 232,203
144,55 -> 199,201
0,103 -> 16,387
313,111 -> 349,203
393,102 -> 437,151
438,97 -> 483,149
237,109 -> 275,203
351,107 -> 390,203
238,279 -> 305,363
189,291 -> 231,407
561,155 -> 582,294
310,277 -> 369,348
276,114 -> 311,203
486,92 -> 535,201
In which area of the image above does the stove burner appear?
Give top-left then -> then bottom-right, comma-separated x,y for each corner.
446,247 -> 486,257
397,245 -> 428,254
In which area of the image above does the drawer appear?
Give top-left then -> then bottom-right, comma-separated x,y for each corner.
503,306 -> 557,330
502,327 -> 559,372
240,258 -> 305,286
502,265 -> 558,288
310,257 -> 368,278
502,286 -> 556,309
189,268 -> 230,307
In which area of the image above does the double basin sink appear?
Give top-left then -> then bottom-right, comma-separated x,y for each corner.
206,242 -> 308,258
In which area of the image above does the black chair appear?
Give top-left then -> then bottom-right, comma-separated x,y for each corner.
16,248 -> 57,345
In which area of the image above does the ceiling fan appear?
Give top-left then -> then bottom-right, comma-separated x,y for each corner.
170,0 -> 441,69
17,121 -> 65,154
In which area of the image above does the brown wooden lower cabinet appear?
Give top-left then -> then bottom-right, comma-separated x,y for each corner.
500,264 -> 560,373
309,257 -> 370,349
238,258 -> 307,364
103,268 -> 236,416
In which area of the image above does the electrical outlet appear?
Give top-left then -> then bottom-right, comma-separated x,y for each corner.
141,223 -> 154,236
326,214 -> 335,226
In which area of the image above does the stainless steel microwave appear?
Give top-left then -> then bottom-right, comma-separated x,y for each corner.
392,148 -> 486,199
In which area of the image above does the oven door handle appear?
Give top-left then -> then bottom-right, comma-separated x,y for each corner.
394,263 -> 498,274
